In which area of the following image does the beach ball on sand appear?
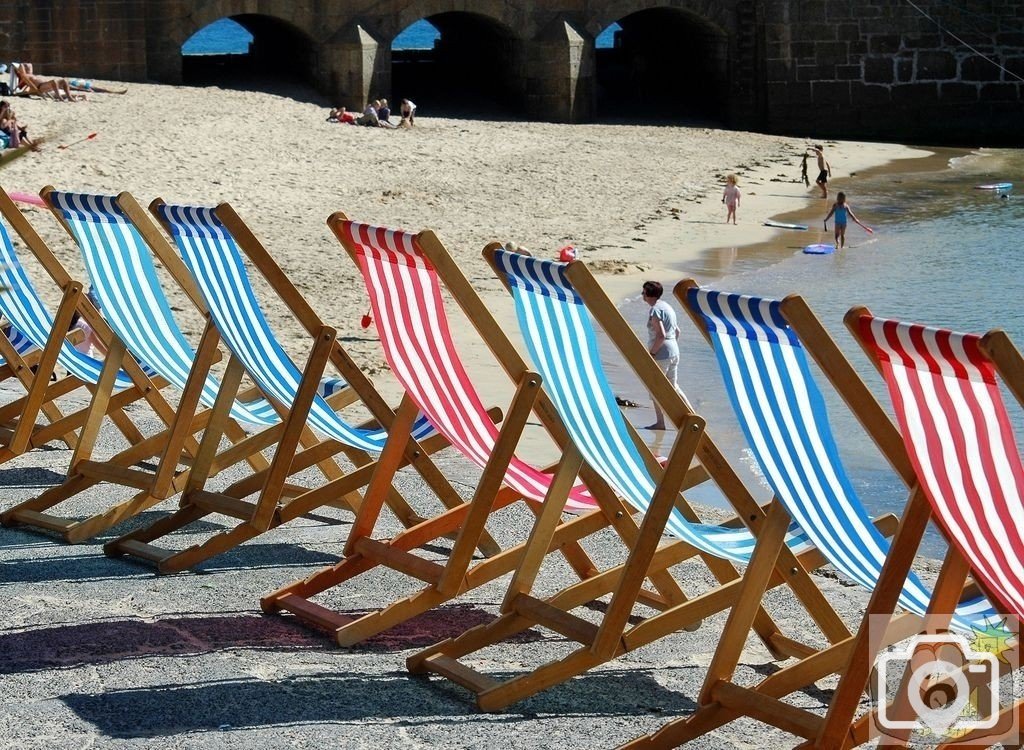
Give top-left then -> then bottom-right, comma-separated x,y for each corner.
558,245 -> 577,262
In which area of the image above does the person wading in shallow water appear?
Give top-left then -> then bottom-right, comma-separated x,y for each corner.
641,280 -> 681,431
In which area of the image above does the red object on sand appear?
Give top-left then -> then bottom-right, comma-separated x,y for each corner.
58,132 -> 98,150
6,191 -> 46,207
360,313 -> 373,329
558,245 -> 576,262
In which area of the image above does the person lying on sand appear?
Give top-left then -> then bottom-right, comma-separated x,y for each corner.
327,106 -> 357,124
69,78 -> 127,95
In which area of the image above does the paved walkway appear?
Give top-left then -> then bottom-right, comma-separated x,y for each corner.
0,409 -> 878,749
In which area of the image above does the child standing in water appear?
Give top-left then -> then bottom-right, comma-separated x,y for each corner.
722,174 -> 740,224
824,191 -> 872,249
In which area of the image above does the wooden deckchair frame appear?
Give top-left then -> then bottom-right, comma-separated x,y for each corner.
0,301 -> 81,455
0,189 -> 121,455
262,216 -> 717,649
621,286 -> 980,749
103,199 -> 474,574
7,186 -> 360,548
407,254 -> 890,712
0,188 -> 195,541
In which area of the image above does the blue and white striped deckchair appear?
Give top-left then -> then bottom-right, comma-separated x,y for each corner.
0,211 -> 132,389
47,191 -> 348,426
622,285 -> 1002,749
494,251 -> 815,561
103,200 -> 455,574
1,188 -> 254,540
0,191 -> 199,540
0,214 -> 88,455
408,250 -> 853,710
155,203 -> 434,452
683,287 -> 994,631
11,187 -> 315,546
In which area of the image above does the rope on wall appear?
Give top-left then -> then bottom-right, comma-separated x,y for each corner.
901,0 -> 1024,82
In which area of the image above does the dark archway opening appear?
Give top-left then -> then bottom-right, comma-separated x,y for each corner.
182,15 -> 315,94
595,8 -> 728,124
391,13 -> 522,117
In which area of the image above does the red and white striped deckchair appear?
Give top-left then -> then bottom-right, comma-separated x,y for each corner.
833,309 -> 1024,748
262,215 -> 706,647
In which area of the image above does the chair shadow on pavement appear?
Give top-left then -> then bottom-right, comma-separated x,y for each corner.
58,666 -> 698,738
0,604 -> 540,676
0,465 -> 69,490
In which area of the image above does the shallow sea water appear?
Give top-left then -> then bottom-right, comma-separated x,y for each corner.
613,147 -> 1024,554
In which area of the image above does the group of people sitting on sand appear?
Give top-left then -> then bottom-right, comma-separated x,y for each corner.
328,97 -> 416,128
0,100 -> 38,151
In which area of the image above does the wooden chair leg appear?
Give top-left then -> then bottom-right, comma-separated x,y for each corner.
104,501 -> 211,557
498,444 -> 585,613
816,488 -> 936,748
180,354 -> 246,497
592,417 -> 705,658
8,283 -> 82,452
698,500 -> 792,705
249,327 -> 336,531
68,337 -> 129,470
63,489 -> 168,543
158,522 -> 264,574
343,393 -> 421,556
873,546 -> 974,749
148,319 -> 222,499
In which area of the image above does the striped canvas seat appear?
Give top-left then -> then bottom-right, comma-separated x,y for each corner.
48,192 -> 349,425
491,250 -> 812,561
338,222 -> 597,511
0,215 -> 130,387
155,204 -> 434,452
685,288 -> 996,631
858,314 -> 1024,622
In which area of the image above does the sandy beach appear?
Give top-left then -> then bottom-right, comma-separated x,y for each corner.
0,80 -> 927,442
0,80 -> 950,748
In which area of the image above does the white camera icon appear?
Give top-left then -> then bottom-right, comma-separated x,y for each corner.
875,633 -> 1000,735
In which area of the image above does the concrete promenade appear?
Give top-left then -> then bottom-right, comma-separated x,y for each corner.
0,403 -> 878,749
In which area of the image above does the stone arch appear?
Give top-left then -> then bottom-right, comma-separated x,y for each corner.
389,6 -> 527,115
182,1 -> 316,47
587,0 -> 734,40
177,2 -> 319,88
588,1 -> 735,121
387,0 -> 526,42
